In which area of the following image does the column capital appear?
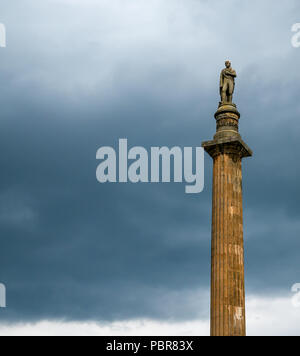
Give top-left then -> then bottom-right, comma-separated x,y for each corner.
202,136 -> 253,159
203,103 -> 253,159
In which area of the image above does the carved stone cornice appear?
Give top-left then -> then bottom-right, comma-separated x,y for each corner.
202,136 -> 253,159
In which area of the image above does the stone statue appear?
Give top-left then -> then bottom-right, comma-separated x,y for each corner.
220,60 -> 237,105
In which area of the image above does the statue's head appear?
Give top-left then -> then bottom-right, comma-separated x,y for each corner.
225,60 -> 231,68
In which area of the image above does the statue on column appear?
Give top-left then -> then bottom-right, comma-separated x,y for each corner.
220,60 -> 237,105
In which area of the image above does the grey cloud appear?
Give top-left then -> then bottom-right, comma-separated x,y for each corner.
0,0 -> 299,323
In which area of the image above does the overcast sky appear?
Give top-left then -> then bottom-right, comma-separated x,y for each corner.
0,0 -> 300,335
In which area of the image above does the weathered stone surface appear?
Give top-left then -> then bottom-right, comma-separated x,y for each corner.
202,99 -> 252,337
202,137 -> 253,159
219,61 -> 237,104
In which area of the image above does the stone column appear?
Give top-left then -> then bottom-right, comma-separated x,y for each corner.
202,104 -> 252,337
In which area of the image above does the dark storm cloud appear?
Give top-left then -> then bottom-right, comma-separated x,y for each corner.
0,0 -> 299,322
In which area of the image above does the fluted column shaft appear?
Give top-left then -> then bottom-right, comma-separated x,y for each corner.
211,149 -> 245,336
202,104 -> 252,337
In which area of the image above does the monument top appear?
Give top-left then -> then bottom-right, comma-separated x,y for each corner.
202,62 -> 252,158
219,60 -> 237,106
